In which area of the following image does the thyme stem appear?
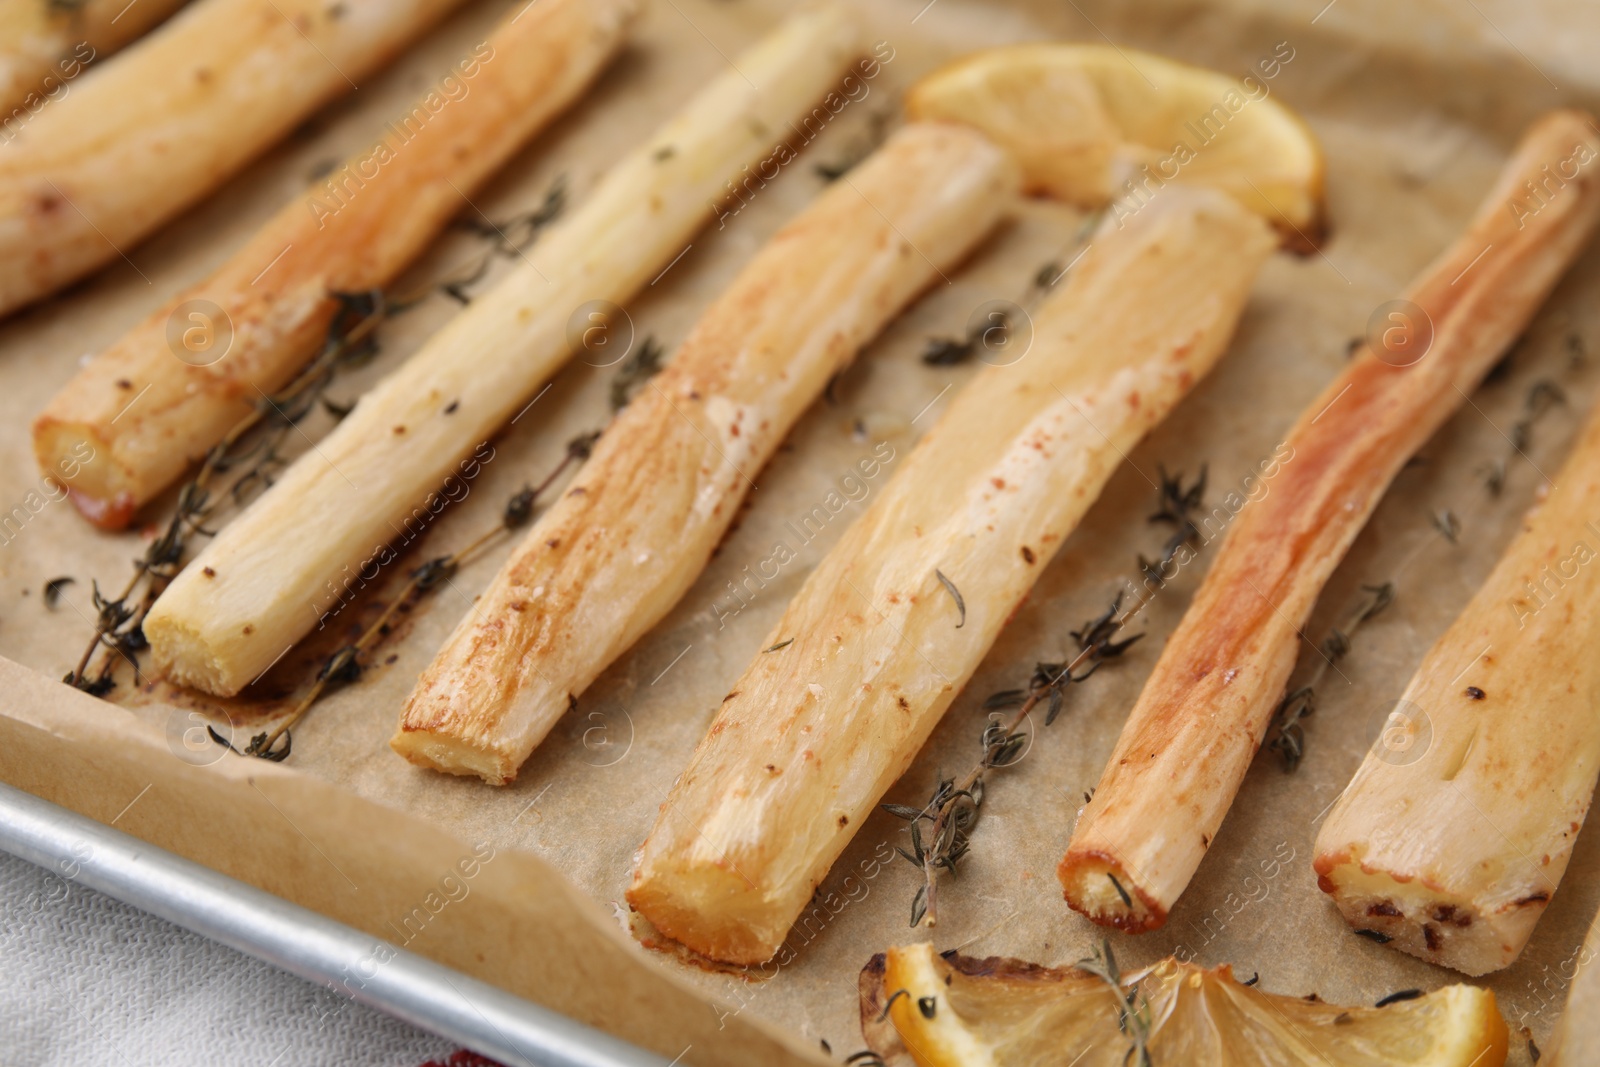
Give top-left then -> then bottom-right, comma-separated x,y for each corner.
1266,581 -> 1395,770
921,213 -> 1104,367
919,601 -> 1138,926
229,430 -> 602,760
887,465 -> 1206,928
65,293 -> 388,696
1077,939 -> 1152,1067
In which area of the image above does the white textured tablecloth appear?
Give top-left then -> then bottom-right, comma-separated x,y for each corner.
0,850 -> 460,1067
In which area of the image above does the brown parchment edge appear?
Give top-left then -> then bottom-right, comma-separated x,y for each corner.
0,655 -> 830,1067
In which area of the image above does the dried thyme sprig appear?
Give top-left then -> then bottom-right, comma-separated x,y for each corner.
921,211 -> 1104,367
43,576 -> 75,609
1431,509 -> 1461,543
63,179 -> 569,698
1266,581 -> 1396,770
920,266 -> 1051,367
886,596 -> 1141,927
1076,938 -> 1153,1067
212,430 -> 601,760
1481,377 -> 1567,496
442,177 -> 566,305
885,466 -> 1206,928
1140,463 -> 1207,588
814,111 -> 891,182
1566,331 -> 1588,372
64,291 -> 389,696
609,336 -> 666,411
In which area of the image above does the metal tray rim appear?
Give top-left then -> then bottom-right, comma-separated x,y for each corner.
0,780 -> 668,1067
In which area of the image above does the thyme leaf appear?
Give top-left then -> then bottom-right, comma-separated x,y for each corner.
42,576 -> 74,608
1482,375 -> 1570,495
814,111 -> 890,182
920,213 -> 1102,368
921,334 -> 977,367
1107,871 -> 1133,908
882,803 -> 925,820
1266,581 -> 1394,770
934,569 -> 965,628
1432,509 -> 1460,543
609,336 -> 666,411
1077,939 -> 1153,1067
320,395 -> 354,420
876,988 -> 909,1023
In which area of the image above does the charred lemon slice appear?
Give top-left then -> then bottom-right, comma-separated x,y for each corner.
905,43 -> 1325,245
861,943 -> 1508,1067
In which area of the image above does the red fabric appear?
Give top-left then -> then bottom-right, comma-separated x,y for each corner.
419,1052 -> 507,1067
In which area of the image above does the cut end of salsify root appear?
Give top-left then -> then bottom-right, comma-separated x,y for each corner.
1313,852 -> 1545,977
1056,851 -> 1166,933
145,615 -> 240,697
32,422 -> 137,530
388,729 -> 520,787
625,861 -> 790,967
389,692 -> 538,786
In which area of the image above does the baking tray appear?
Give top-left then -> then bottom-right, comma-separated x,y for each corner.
0,782 -> 665,1067
4,0 -> 1600,1065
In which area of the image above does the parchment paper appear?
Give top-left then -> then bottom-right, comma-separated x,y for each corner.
3,0 -> 1600,1063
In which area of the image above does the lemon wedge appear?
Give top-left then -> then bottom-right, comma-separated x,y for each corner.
861,943 -> 1508,1067
905,43 -> 1325,246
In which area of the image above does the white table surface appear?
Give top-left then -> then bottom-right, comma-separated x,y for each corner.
0,850 -> 462,1067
